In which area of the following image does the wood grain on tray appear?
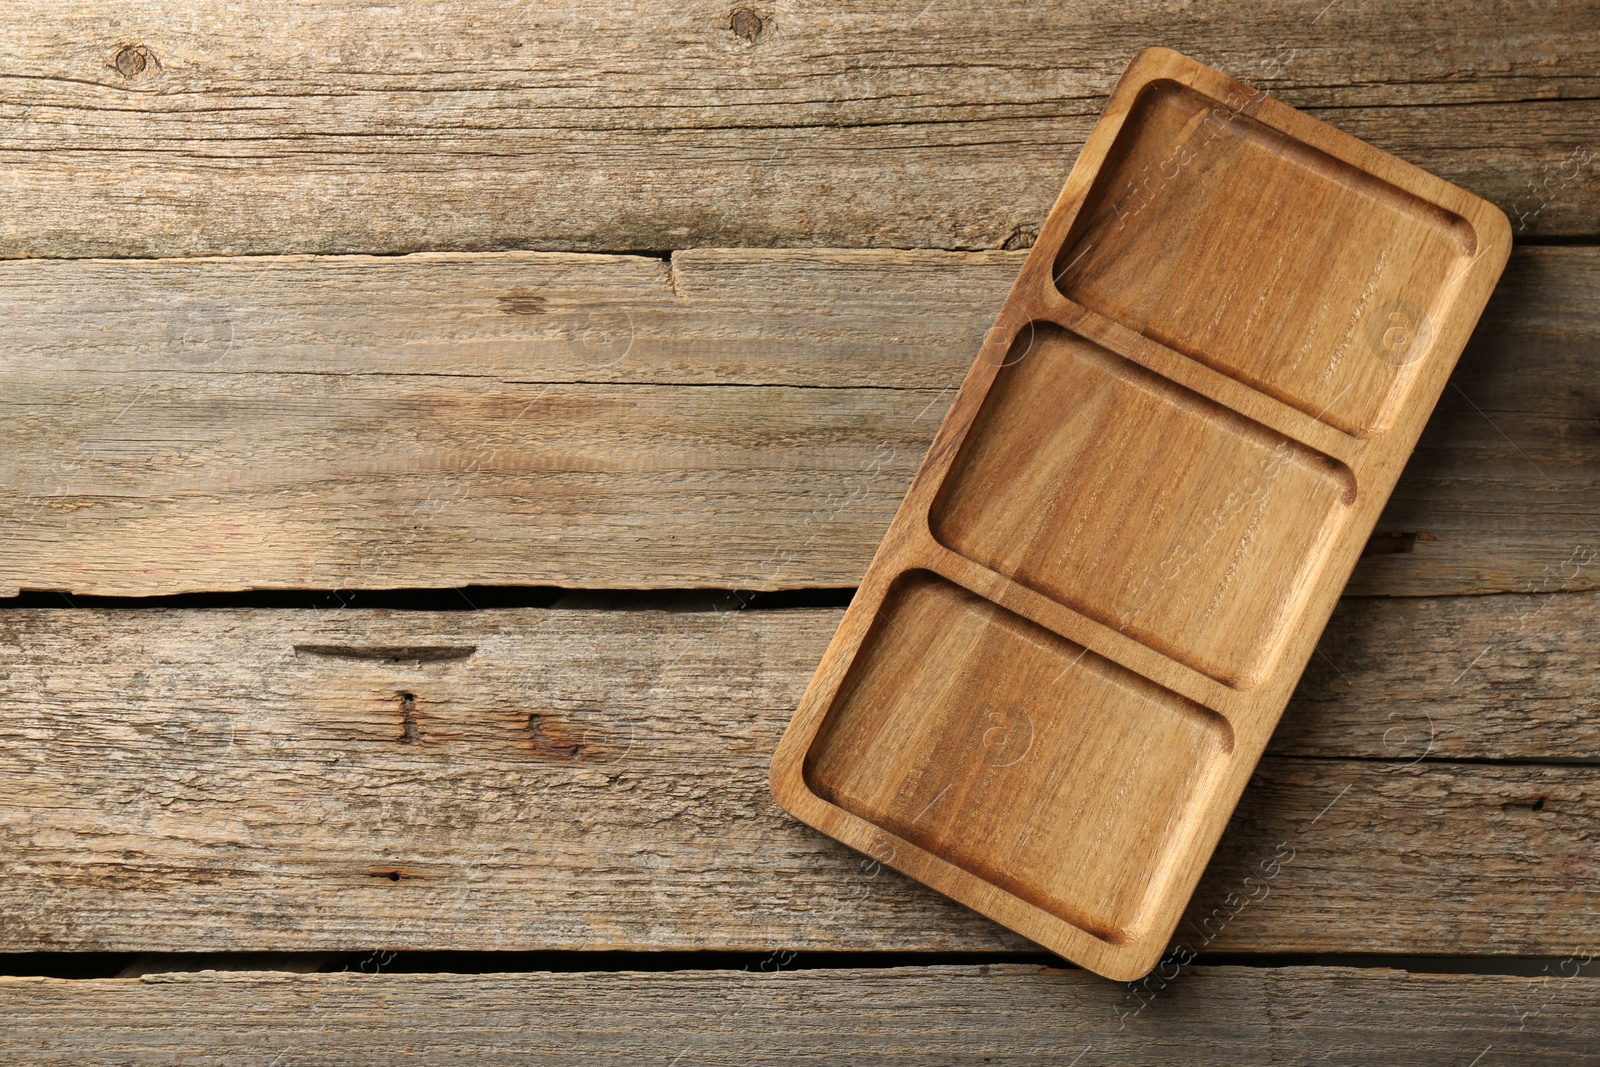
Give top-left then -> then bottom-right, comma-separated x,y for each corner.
769,48 -> 1512,980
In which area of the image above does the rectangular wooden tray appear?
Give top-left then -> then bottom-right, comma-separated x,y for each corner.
768,47 -> 1510,981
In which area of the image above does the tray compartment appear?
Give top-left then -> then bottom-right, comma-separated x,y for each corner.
1052,78 -> 1475,437
804,570 -> 1231,944
930,323 -> 1354,689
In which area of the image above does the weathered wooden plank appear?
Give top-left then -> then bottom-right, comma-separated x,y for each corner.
1278,591 -> 1600,762
0,248 -> 995,598
1,247 -> 1595,598
0,1 -> 1596,257
0,248 -> 1016,388
1187,758 -> 1599,956
1345,246 -> 1600,597
0,606 -> 1593,955
0,965 -> 1595,1065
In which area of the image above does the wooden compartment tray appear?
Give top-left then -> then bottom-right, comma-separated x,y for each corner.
768,47 -> 1510,981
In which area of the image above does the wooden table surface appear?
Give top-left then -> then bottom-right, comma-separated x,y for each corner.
1,1 -> 1596,1062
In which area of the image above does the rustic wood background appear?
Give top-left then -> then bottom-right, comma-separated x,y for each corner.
1,1 -> 1596,1062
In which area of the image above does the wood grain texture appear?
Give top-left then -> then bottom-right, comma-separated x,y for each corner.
0,605 -> 1593,955
0,1 -> 1595,258
1277,590 -> 1600,762
1,966 -> 1596,1065
0,248 -> 995,598
1,247 -> 1593,598
1346,245 -> 1600,597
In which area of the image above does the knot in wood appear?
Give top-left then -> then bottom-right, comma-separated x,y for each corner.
114,44 -> 159,80
729,8 -> 763,43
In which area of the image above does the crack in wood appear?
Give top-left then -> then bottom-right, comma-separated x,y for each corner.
293,644 -> 477,662
397,691 -> 421,745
